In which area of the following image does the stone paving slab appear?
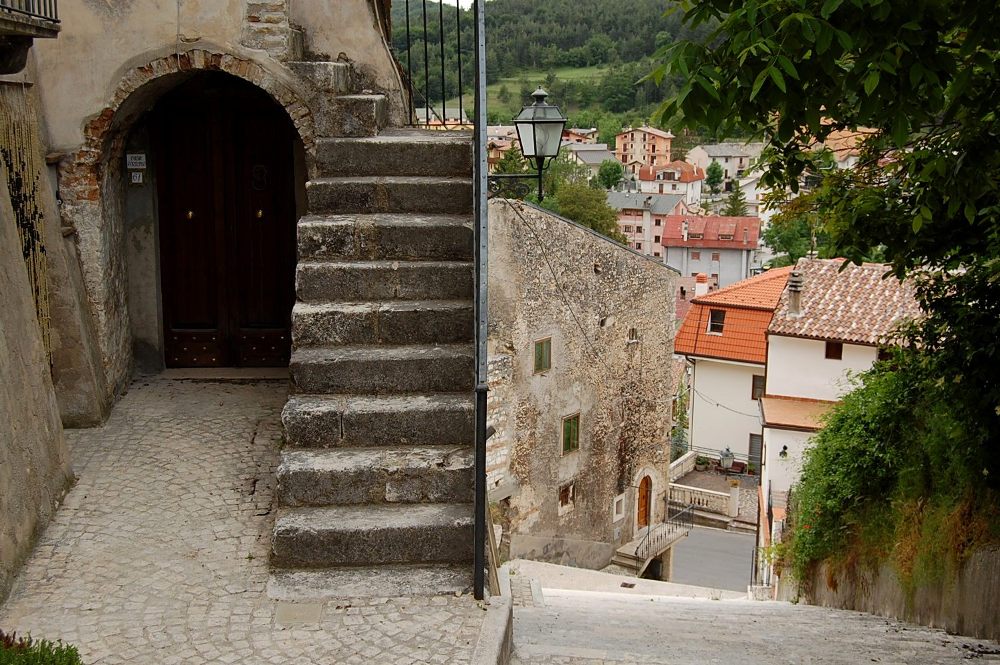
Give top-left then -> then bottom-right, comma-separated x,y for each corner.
0,379 -> 490,665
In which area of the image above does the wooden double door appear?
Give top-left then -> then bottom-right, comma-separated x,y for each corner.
153,74 -> 297,367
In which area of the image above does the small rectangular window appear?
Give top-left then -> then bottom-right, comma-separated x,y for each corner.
562,414 -> 580,454
825,341 -> 843,360
751,375 -> 765,400
655,219 -> 662,226
533,338 -> 552,373
708,309 -> 726,334
711,252 -> 720,261
654,251 -> 661,257
559,483 -> 575,507
691,251 -> 701,260
654,235 -> 661,243
635,242 -> 642,250
689,233 -> 704,239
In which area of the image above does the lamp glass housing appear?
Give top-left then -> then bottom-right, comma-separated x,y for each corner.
514,88 -> 567,165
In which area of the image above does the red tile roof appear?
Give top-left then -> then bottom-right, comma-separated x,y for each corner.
769,258 -> 921,345
637,161 -> 705,183
674,268 -> 793,364
660,215 -> 761,250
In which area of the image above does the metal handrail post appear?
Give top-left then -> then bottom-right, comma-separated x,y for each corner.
471,0 -> 489,601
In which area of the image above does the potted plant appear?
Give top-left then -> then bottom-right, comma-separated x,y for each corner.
695,455 -> 710,472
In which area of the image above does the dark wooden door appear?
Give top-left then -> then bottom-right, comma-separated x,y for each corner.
638,476 -> 652,528
154,75 -> 296,367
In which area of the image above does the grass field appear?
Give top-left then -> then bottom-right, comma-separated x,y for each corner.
448,65 -> 610,119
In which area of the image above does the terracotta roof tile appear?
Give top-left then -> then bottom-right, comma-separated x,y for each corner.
660,215 -> 761,249
674,269 -> 792,364
769,258 -> 921,345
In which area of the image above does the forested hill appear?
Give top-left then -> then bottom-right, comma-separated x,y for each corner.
390,0 -> 711,79
479,0 -> 708,76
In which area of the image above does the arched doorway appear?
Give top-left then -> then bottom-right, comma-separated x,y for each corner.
637,475 -> 652,528
149,72 -> 299,367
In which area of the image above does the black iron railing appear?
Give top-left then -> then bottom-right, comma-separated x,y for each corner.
634,503 -> 693,563
395,0 -> 472,127
0,0 -> 59,22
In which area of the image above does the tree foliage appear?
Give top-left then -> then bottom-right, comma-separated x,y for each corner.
596,160 -> 625,190
720,186 -> 748,216
704,161 -> 723,194
541,181 -> 627,243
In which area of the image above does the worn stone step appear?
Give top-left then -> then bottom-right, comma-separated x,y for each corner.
292,300 -> 473,347
315,94 -> 388,137
266,564 -> 472,600
298,214 -> 474,262
314,129 -> 473,177
296,260 -> 473,303
271,503 -> 474,567
306,176 -> 472,215
291,344 -> 474,394
288,61 -> 353,93
282,393 -> 474,448
276,445 -> 473,507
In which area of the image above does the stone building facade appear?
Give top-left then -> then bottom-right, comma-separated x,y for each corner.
487,200 -> 678,569
22,0 -> 406,422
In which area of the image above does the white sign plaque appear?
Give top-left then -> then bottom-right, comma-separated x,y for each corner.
126,153 -> 147,169
130,171 -> 143,185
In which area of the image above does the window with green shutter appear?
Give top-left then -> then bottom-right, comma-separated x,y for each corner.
533,338 -> 552,373
562,413 -> 580,454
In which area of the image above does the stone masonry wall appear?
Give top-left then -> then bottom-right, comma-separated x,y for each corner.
487,199 -> 678,568
0,158 -> 74,602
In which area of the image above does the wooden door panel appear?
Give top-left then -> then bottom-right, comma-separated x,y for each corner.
638,476 -> 651,528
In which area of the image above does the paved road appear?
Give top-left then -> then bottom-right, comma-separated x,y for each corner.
512,588 -> 1000,664
670,526 -> 755,592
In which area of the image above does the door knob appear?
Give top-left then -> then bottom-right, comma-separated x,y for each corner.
186,210 -> 194,220
256,209 -> 264,219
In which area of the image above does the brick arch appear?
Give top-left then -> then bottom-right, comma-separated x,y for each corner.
60,49 -> 314,207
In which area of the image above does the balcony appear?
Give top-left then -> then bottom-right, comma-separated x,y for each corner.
1,0 -> 59,74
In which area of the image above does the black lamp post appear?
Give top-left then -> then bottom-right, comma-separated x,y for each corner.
491,88 -> 568,200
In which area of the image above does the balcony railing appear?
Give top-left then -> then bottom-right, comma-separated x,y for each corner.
0,0 -> 59,23
634,504 -> 694,563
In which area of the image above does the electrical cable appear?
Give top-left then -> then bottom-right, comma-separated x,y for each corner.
691,386 -> 763,419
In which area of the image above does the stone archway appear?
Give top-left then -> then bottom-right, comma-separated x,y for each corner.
55,49 -> 315,396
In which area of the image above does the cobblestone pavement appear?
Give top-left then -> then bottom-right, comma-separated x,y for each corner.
0,379 -> 487,665
512,588 -> 1000,664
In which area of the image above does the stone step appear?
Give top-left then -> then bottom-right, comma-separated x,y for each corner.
282,393 -> 474,448
292,300 -> 473,347
288,61 -> 353,94
276,445 -> 473,506
296,259 -> 473,303
315,94 -> 388,137
298,213 -> 474,262
291,344 -> 474,394
266,564 -> 472,600
306,177 -> 472,215
314,129 -> 473,177
271,503 -> 474,567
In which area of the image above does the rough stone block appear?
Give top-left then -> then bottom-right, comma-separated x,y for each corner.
314,130 -> 473,178
315,94 -> 388,137
295,260 -> 473,303
292,301 -> 473,347
306,176 -> 473,215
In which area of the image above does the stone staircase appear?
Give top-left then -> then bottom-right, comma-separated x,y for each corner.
267,60 -> 477,598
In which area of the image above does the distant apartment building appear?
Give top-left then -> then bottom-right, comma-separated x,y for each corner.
606,191 -> 689,259
615,126 -> 674,170
563,143 -> 617,179
635,161 -> 704,210
661,215 -> 762,287
686,142 -> 765,180
562,127 -> 599,144
486,125 -> 518,172
674,267 -> 793,470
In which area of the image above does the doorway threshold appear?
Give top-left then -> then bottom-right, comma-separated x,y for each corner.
160,367 -> 289,381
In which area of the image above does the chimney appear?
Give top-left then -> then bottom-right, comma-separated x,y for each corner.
682,220 -> 689,242
787,270 -> 804,316
695,273 -> 709,297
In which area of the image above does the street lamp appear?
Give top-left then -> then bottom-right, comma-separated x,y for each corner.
491,88 -> 567,200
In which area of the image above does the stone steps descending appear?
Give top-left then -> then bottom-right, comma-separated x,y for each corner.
297,214 -> 474,262
271,503 -> 474,568
306,176 -> 473,215
290,344 -> 474,394
276,446 -> 473,506
314,129 -> 473,177
282,393 -> 475,448
296,259 -> 473,303
292,300 -> 473,347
